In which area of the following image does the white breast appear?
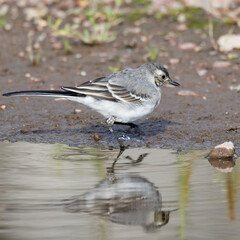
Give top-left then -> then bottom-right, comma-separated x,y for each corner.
67,92 -> 161,123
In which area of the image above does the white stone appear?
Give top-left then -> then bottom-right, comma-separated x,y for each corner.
214,141 -> 234,150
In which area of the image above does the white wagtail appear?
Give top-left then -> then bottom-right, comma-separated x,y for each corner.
3,62 -> 180,132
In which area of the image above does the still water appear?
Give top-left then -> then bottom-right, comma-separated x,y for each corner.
0,142 -> 239,240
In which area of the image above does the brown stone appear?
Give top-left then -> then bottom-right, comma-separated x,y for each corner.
208,142 -> 235,159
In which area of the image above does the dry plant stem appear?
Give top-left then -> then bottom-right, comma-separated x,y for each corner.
208,16 -> 218,51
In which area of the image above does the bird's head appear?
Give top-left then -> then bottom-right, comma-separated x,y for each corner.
145,62 -> 180,87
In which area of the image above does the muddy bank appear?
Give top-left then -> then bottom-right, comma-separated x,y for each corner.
0,4 -> 239,153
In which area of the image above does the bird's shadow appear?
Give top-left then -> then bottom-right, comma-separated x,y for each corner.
80,118 -> 179,137
11,118 -> 180,146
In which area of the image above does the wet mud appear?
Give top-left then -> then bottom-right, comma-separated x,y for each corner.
0,13 -> 239,153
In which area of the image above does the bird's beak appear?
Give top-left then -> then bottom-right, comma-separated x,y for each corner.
168,78 -> 180,87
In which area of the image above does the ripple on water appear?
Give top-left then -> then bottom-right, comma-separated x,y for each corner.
0,142 -> 239,240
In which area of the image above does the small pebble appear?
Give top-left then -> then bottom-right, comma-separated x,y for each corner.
0,4 -> 9,15
75,53 -> 82,59
60,57 -> 67,62
177,90 -> 199,97
213,61 -> 231,68
124,38 -> 137,48
207,75 -> 216,81
197,69 -> 208,76
179,42 -> 197,50
0,105 -> 6,110
4,24 -> 12,31
80,71 -> 86,76
30,76 -> 41,82
177,13 -> 186,23
176,24 -> 187,31
25,73 -> 31,78
169,58 -> 179,65
52,42 -> 62,50
48,66 -> 55,71
74,109 -> 82,114
229,84 -> 240,92
140,36 -> 147,42
19,51 -> 25,58
93,133 -> 101,141
209,50 -> 217,56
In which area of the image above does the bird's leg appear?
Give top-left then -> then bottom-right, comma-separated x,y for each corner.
125,153 -> 149,164
106,116 -> 116,132
107,145 -> 126,174
106,116 -> 131,149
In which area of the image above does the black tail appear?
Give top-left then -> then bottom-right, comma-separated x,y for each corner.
3,90 -> 84,97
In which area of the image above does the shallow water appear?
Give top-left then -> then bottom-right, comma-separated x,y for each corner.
0,142 -> 239,240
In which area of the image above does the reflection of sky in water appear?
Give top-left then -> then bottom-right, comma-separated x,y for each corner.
0,142 -> 239,240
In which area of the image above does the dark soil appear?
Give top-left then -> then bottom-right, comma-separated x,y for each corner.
0,7 -> 239,153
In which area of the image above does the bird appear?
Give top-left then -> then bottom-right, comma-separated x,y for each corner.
3,62 -> 180,132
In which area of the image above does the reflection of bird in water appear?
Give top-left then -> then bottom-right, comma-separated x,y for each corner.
65,174 -> 174,232
107,146 -> 148,173
64,148 -> 178,231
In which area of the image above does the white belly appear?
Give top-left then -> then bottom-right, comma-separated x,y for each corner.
67,96 -> 160,123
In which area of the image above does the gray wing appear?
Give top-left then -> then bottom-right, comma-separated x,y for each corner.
62,68 -> 153,104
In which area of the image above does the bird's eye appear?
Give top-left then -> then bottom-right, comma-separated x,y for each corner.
162,75 -> 165,80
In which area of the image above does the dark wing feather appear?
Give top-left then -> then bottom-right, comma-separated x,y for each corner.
62,77 -> 117,101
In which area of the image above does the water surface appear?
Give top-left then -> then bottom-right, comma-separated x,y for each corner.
0,142 -> 239,240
